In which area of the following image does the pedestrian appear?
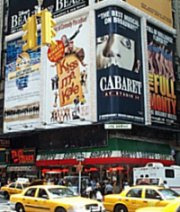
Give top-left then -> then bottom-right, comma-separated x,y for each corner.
104,180 -> 113,195
95,182 -> 103,202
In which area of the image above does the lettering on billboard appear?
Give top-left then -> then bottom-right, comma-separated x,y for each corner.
126,0 -> 173,27
6,0 -> 88,34
96,6 -> 144,123
147,24 -> 177,126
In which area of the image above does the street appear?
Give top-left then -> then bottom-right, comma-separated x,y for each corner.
0,193 -> 15,212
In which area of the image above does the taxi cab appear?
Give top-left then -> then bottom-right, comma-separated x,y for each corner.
0,178 -> 30,199
103,185 -> 180,212
10,184 -> 106,212
135,201 -> 180,212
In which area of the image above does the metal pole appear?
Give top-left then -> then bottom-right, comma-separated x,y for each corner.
78,161 -> 81,195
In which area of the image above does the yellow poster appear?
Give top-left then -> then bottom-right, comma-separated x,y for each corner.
56,54 -> 84,107
126,0 -> 173,27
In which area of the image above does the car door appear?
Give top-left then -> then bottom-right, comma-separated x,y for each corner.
8,183 -> 17,195
15,183 -> 23,194
142,188 -> 162,208
125,187 -> 143,212
36,188 -> 51,212
23,187 -> 40,212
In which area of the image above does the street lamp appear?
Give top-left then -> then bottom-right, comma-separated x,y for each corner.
76,153 -> 84,195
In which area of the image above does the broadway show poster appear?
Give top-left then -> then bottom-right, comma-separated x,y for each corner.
5,0 -> 88,35
147,23 -> 177,126
4,37 -> 41,133
96,6 -> 144,123
42,14 -> 92,126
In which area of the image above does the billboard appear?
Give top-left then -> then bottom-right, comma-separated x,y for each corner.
147,23 -> 177,127
41,13 -> 94,126
6,0 -> 88,34
4,37 -> 41,133
126,0 -> 173,27
96,6 -> 144,123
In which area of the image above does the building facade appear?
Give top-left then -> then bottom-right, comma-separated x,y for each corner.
0,0 -> 179,187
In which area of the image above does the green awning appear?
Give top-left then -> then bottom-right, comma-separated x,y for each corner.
107,138 -> 171,154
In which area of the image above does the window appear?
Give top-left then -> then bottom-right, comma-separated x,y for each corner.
145,189 -> 161,199
165,169 -> 174,178
9,183 -> 16,188
126,188 -> 142,198
16,184 -> 23,189
24,188 -> 36,197
38,189 -> 48,199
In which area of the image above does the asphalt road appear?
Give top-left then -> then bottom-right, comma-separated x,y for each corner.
0,193 -> 15,212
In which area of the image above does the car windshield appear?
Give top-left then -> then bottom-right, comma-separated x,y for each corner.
48,187 -> 77,199
159,189 -> 180,200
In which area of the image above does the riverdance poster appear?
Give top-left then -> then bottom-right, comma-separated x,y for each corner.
4,37 -> 41,133
41,14 -> 93,127
147,23 -> 177,126
96,6 -> 144,123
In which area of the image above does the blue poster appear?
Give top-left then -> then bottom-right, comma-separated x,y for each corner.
96,6 -> 144,123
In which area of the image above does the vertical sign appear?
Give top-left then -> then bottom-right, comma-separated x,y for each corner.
96,6 -> 144,123
147,23 -> 177,126
4,37 -> 41,132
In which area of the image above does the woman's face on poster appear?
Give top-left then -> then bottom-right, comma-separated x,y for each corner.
96,34 -> 135,71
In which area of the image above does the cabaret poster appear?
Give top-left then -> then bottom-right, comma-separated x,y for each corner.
96,6 -> 144,123
147,23 -> 177,127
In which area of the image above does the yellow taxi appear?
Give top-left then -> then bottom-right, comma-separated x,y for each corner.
1,178 -> 30,200
103,185 -> 180,212
10,184 -> 106,212
135,201 -> 180,212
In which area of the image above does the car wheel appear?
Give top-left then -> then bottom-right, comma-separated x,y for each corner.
55,207 -> 66,212
114,204 -> 128,212
15,203 -> 25,212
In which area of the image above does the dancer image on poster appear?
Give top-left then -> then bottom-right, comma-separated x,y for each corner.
61,24 -> 87,67
96,33 -> 136,71
148,41 -> 175,81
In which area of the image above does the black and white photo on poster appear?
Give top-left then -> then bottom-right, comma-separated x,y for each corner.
96,6 -> 144,123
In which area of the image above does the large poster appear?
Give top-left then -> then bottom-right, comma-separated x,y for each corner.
96,6 -> 144,123
147,23 -> 177,126
42,14 -> 92,126
4,37 -> 41,133
6,0 -> 88,35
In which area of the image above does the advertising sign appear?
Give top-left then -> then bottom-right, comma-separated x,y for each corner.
42,14 -> 92,126
6,0 -> 88,35
96,6 -> 144,123
10,149 -> 36,164
126,0 -> 173,27
147,23 -> 177,127
4,37 -> 41,133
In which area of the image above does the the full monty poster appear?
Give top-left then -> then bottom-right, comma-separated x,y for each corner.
147,23 -> 177,126
96,6 -> 144,123
41,14 -> 92,126
4,37 -> 41,132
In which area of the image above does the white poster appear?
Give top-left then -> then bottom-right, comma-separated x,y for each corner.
41,14 -> 94,127
4,37 -> 41,132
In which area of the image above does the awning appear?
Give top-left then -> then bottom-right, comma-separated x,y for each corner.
36,157 -> 174,167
